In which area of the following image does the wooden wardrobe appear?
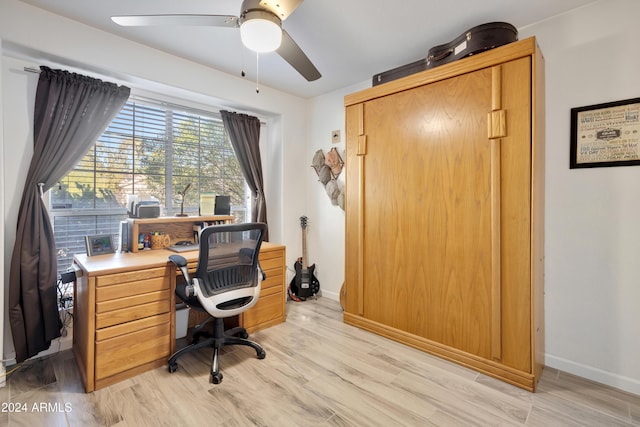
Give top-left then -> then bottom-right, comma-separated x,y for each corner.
343,37 -> 544,391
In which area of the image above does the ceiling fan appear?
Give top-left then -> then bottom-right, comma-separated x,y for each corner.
111,0 -> 321,82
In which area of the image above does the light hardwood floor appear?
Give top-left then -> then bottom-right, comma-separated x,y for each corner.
2,298 -> 639,426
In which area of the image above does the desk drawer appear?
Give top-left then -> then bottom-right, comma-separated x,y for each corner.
261,269 -> 283,290
96,300 -> 171,329
95,266 -> 170,287
96,289 -> 171,314
259,247 -> 283,261
260,248 -> 284,291
260,247 -> 283,265
96,312 -> 171,342
260,256 -> 283,272
95,320 -> 171,381
96,275 -> 170,302
242,290 -> 284,329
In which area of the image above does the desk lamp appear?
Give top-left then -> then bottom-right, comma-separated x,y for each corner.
176,183 -> 191,217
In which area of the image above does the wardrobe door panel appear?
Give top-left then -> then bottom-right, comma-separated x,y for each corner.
362,68 -> 495,358
499,56 -> 533,372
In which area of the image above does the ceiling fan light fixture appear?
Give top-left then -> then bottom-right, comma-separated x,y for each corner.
240,10 -> 282,53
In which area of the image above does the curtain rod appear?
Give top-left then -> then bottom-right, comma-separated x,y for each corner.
23,67 -> 267,125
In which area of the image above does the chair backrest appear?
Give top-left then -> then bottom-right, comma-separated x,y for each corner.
194,222 -> 267,299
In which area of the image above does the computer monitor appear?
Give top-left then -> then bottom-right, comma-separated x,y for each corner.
214,195 -> 231,215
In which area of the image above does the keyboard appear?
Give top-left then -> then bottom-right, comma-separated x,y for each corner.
167,243 -> 199,253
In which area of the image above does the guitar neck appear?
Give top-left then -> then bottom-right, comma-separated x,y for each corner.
301,226 -> 308,269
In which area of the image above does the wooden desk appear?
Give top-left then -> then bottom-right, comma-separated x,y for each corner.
72,242 -> 286,392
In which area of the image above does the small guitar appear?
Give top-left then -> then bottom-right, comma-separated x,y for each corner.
289,216 -> 320,300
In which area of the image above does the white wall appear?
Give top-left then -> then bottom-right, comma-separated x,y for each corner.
305,82 -> 367,301
518,0 -> 640,395
305,0 -> 640,395
1,0 -> 309,360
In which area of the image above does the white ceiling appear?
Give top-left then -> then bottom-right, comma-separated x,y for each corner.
19,0 -> 598,98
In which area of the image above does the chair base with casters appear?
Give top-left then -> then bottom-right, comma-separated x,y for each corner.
167,313 -> 266,384
167,222 -> 268,384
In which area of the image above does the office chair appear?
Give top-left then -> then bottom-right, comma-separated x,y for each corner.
167,222 -> 267,384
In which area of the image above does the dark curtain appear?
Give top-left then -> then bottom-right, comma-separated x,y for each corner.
220,110 -> 269,241
9,66 -> 130,362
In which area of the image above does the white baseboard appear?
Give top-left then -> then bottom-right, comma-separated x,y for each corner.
320,290 -> 339,302
545,354 -> 640,396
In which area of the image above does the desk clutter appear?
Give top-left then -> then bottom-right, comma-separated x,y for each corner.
126,194 -> 160,218
137,232 -> 171,250
135,220 -> 225,251
122,215 -> 233,253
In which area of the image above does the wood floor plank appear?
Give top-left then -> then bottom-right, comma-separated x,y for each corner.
393,369 -> 530,425
3,297 -> 640,426
305,371 -> 434,425
537,367 -> 635,424
529,390 -> 634,427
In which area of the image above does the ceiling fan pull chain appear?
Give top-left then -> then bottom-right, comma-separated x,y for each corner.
241,47 -> 246,77
256,51 -> 260,93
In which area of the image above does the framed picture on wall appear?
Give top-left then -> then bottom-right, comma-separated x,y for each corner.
570,97 -> 640,169
84,234 -> 115,256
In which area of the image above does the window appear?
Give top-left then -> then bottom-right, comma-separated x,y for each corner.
49,99 -> 250,274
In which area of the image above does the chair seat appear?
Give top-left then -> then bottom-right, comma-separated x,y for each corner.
176,277 -> 255,313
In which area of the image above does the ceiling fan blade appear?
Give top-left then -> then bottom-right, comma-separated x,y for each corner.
247,0 -> 303,20
276,29 -> 321,81
111,15 -> 239,28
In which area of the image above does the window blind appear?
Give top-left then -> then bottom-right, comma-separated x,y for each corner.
50,99 -> 249,274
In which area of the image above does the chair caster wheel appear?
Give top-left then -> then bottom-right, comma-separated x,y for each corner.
230,328 -> 249,339
211,373 -> 223,384
168,363 -> 178,373
257,349 -> 266,359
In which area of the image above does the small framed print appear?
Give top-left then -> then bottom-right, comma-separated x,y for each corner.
84,234 -> 115,256
570,97 -> 640,169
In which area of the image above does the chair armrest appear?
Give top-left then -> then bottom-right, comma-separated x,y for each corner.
169,254 -> 191,285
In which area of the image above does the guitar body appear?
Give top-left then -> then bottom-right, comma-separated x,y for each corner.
426,22 -> 517,68
290,257 -> 320,299
289,216 -> 320,300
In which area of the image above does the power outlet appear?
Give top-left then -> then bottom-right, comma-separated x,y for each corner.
331,129 -> 341,143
